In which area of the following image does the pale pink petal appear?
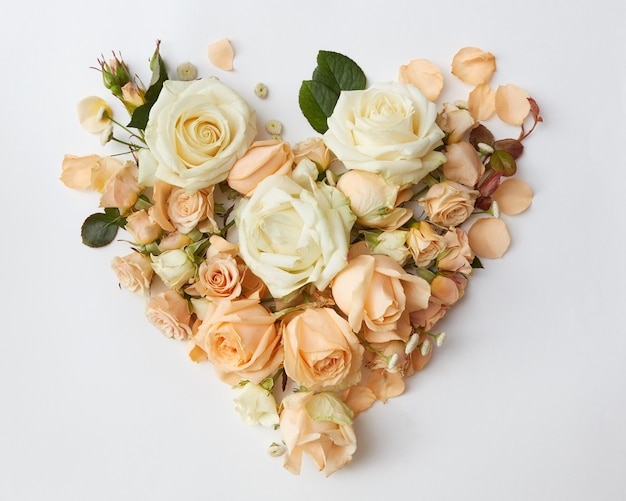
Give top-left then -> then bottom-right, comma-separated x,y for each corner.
493,178 -> 533,215
366,369 -> 405,403
341,385 -> 376,417
495,84 -> 531,125
60,154 -> 101,189
398,59 -> 444,101
207,38 -> 234,71
468,83 -> 496,120
468,217 -> 511,259
451,47 -> 496,85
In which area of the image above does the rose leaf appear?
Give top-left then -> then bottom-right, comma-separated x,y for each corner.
299,80 -> 339,134
80,209 -> 125,248
313,50 -> 366,94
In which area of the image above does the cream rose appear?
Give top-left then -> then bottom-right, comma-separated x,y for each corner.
227,139 -> 294,196
193,299 -> 283,385
150,248 -> 197,290
234,173 -> 355,298
323,81 -> 446,186
139,77 -> 257,192
280,391 -> 356,477
233,382 -> 280,428
419,180 -> 478,227
331,253 -> 430,344
111,251 -> 153,294
282,308 -> 364,392
145,289 -> 193,340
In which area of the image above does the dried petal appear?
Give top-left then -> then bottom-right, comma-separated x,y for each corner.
451,47 -> 496,85
76,96 -> 111,133
468,83 -> 495,120
207,38 -> 234,71
398,59 -> 444,101
468,217 -> 511,259
492,178 -> 533,215
495,84 -> 531,125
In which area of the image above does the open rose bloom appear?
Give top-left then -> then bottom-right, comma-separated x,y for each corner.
62,43 -> 539,476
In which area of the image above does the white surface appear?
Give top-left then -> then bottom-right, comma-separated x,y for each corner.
2,1 -> 625,499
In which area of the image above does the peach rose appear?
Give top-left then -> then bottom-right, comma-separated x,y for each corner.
111,251 -> 153,294
331,254 -> 430,344
124,209 -> 163,245
406,221 -> 446,268
157,231 -> 194,251
282,308 -> 364,392
186,252 -> 242,300
293,137 -> 331,171
436,102 -> 477,144
419,181 -> 478,227
442,141 -> 485,188
280,391 -> 356,477
410,274 -> 467,331
145,289 -> 193,340
99,160 -> 143,214
227,139 -> 294,196
150,180 -> 217,234
436,228 -> 474,275
337,170 -> 412,231
193,299 -> 283,385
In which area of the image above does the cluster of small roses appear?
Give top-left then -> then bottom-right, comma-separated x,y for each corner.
61,43 -> 539,476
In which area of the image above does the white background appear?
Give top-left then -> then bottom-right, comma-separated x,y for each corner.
1,0 -> 625,499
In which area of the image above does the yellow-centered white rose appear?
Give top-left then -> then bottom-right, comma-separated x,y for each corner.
323,82 -> 446,186
139,77 -> 257,192
234,173 -> 355,298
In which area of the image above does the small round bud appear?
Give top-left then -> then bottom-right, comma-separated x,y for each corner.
268,443 -> 285,457
477,142 -> 495,155
420,339 -> 432,357
176,62 -> 198,81
387,353 -> 399,372
265,119 -> 282,135
435,332 -> 447,348
254,83 -> 268,99
405,333 -> 419,354
490,200 -> 500,218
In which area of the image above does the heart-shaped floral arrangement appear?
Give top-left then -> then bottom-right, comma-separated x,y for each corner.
61,39 -> 541,476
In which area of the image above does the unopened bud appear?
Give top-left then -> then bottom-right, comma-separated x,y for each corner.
268,443 -> 285,457
477,142 -> 495,155
265,119 -> 282,135
405,333 -> 419,354
254,83 -> 268,99
420,339 -> 432,357
387,353 -> 399,371
435,332 -> 447,347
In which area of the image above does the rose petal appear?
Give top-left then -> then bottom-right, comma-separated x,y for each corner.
366,369 -> 405,403
207,38 -> 234,71
492,178 -> 533,215
341,384 -> 376,417
468,217 -> 511,259
495,84 -> 531,125
451,47 -> 496,85
398,59 -> 444,101
468,83 -> 496,121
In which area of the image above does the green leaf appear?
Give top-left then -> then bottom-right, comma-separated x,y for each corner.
299,50 -> 367,134
312,50 -> 366,94
81,210 -> 125,248
488,150 -> 517,176
299,80 -> 339,134
471,256 -> 484,269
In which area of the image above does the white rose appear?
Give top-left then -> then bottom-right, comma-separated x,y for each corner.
139,77 -> 257,192
323,82 -> 447,186
150,248 -> 197,290
233,382 -> 279,428
234,173 -> 356,298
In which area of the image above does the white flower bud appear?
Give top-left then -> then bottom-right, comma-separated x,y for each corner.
420,339 -> 432,357
435,332 -> 447,347
405,333 -> 419,354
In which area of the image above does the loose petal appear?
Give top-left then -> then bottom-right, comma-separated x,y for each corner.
492,178 -> 533,214
208,38 -> 234,71
468,83 -> 496,121
451,47 -> 496,85
468,217 -> 511,258
398,59 -> 444,101
495,84 -> 531,125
